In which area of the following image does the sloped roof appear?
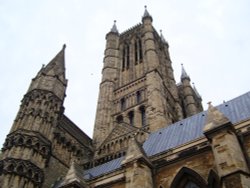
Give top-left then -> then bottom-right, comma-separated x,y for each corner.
84,157 -> 124,180
84,91 -> 250,179
143,91 -> 250,156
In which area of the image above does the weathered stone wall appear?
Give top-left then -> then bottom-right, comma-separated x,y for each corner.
155,150 -> 215,187
243,134 -> 250,162
43,156 -> 68,187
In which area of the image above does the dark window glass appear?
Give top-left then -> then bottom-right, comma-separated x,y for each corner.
128,111 -> 134,126
185,181 -> 200,188
140,106 -> 146,126
116,115 -> 123,123
121,98 -> 126,111
136,91 -> 141,103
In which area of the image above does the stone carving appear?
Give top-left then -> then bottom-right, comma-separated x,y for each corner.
0,158 -> 44,187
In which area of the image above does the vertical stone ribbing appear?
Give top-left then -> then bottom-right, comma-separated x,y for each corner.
93,29 -> 119,147
143,15 -> 169,131
182,79 -> 198,116
0,46 -> 67,188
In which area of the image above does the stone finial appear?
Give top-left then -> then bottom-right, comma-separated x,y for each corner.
160,30 -> 168,44
110,20 -> 119,34
142,5 -> 153,22
192,82 -> 202,99
62,44 -> 66,50
203,102 -> 231,133
181,64 -> 190,81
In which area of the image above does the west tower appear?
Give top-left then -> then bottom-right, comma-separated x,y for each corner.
93,7 -> 203,148
0,46 -> 67,188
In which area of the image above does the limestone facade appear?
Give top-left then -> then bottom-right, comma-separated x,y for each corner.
1,7 -> 250,188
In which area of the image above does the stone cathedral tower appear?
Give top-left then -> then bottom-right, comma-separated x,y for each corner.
0,46 -> 67,187
2,6 -> 249,188
93,7 -> 203,148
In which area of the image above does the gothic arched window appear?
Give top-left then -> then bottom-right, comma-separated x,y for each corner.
120,98 -> 126,111
126,45 -> 130,69
184,181 -> 200,188
122,44 -> 130,70
136,90 -> 142,103
134,38 -> 143,64
139,38 -> 143,61
170,167 -> 207,188
134,40 -> 138,64
128,111 -> 134,126
122,48 -> 126,71
207,169 -> 220,188
139,106 -> 146,127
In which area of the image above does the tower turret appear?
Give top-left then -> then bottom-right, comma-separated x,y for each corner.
93,21 -> 120,147
142,5 -> 153,23
93,7 -> 195,152
0,45 -> 67,188
142,7 -> 176,130
179,64 -> 202,117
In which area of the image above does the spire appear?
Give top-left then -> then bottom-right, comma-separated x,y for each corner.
181,64 -> 190,81
160,30 -> 168,45
142,5 -> 153,22
40,44 -> 66,83
203,102 -> 231,133
28,45 -> 67,100
110,20 -> 119,34
192,83 -> 202,99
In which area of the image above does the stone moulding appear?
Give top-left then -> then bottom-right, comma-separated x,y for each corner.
2,129 -> 51,165
0,158 -> 44,187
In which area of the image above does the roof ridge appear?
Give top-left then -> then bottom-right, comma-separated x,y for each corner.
120,23 -> 142,36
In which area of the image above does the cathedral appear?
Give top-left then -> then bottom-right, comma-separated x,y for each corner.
1,7 -> 250,188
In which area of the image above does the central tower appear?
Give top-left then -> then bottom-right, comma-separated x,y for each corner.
93,7 -> 202,148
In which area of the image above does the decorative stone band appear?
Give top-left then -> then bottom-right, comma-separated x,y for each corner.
53,129 -> 93,158
0,158 -> 44,186
2,129 -> 51,164
15,89 -> 64,123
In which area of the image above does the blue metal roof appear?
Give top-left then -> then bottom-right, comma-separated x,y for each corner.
84,91 -> 250,179
84,156 -> 124,179
143,91 -> 250,156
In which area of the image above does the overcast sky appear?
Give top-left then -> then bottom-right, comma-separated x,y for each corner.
0,0 -> 250,146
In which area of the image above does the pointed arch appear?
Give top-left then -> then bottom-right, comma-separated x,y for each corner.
170,167 -> 207,188
207,169 -> 220,188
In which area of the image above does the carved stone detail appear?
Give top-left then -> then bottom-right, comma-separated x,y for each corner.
53,129 -> 92,158
0,158 -> 44,187
2,129 -> 51,163
15,89 -> 63,123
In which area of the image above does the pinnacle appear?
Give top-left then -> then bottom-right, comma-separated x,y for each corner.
203,102 -> 231,133
142,5 -> 153,22
192,82 -> 202,99
41,45 -> 66,82
181,64 -> 190,81
160,30 -> 168,44
110,20 -> 119,34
